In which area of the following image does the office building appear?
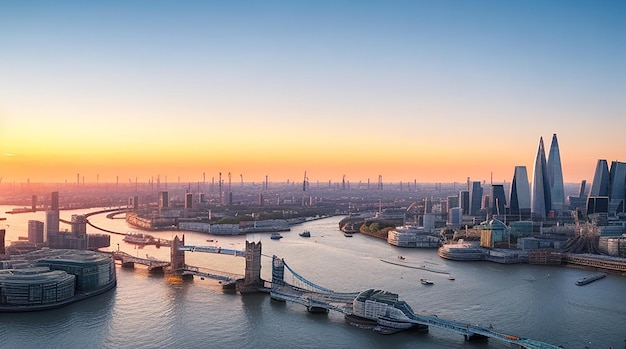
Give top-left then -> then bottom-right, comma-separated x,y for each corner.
459,190 -> 470,215
28,220 -> 45,243
609,161 -> 626,213
185,193 -> 193,210
447,195 -> 459,212
70,215 -> 88,237
510,166 -> 531,217
547,134 -> 565,212
588,160 -> 626,215
531,137 -> 551,218
159,191 -> 169,210
589,159 -> 610,197
470,181 -> 483,216
448,207 -> 463,226
491,184 -> 507,216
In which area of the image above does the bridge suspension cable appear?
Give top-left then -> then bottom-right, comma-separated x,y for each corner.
282,259 -> 333,293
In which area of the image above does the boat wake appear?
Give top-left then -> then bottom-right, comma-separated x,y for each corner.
379,258 -> 448,274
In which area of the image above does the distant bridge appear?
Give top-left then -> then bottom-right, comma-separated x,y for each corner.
112,251 -> 170,272
179,245 -> 245,257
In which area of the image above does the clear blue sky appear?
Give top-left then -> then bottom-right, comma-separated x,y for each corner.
1,1 -> 625,183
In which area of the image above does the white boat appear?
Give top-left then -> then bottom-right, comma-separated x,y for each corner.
123,232 -> 154,245
420,278 -> 433,285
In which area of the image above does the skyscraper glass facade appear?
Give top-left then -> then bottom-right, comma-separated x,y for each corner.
531,137 -> 551,218
547,134 -> 565,212
510,166 -> 531,216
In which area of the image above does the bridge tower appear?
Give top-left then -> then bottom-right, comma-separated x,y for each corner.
236,240 -> 264,293
271,255 -> 285,285
170,235 -> 186,271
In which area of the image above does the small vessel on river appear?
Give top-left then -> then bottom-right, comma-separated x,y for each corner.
299,230 -> 311,237
270,233 -> 283,240
575,273 -> 606,286
123,232 -> 155,245
420,278 -> 434,285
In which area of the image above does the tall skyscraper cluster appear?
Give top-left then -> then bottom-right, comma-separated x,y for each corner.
531,134 -> 565,219
450,134 -> 565,223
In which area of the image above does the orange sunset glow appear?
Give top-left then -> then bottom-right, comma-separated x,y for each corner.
1,2 -> 624,185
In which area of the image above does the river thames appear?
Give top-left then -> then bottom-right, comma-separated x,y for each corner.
1,206 -> 625,348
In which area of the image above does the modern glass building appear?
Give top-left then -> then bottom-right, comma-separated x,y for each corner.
470,181 -> 483,216
589,159 -> 610,197
547,134 -> 565,212
491,184 -> 507,216
609,161 -> 626,213
0,249 -> 116,311
510,166 -> 531,217
531,137 -> 551,219
459,190 -> 470,215
586,160 -> 626,215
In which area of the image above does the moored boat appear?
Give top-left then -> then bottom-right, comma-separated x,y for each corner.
575,272 -> 606,286
344,233 -> 353,237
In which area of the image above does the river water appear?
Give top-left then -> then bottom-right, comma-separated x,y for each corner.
0,206 -> 624,348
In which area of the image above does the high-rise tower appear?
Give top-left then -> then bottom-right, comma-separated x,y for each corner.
510,166 -> 531,217
531,137 -> 551,218
469,181 -> 483,216
547,134 -> 565,212
589,159 -> 610,197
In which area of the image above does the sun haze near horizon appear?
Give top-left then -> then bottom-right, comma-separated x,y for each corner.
1,1 -> 624,185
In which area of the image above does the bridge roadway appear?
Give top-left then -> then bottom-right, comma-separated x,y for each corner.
179,245 -> 245,257
179,266 -> 243,282
112,251 -> 242,282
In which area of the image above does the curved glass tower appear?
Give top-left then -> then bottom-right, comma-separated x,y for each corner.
531,137 -> 551,218
547,134 -> 565,212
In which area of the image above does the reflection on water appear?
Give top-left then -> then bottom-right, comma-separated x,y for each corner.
1,207 -> 625,348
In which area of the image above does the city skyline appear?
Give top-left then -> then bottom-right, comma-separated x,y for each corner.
1,1 -> 625,184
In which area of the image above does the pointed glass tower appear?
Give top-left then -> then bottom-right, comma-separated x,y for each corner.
531,137 -> 551,218
547,134 -> 565,212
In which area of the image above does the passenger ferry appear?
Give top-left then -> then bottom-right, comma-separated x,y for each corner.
123,232 -> 155,245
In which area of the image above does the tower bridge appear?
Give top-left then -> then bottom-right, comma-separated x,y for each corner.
114,236 -> 560,348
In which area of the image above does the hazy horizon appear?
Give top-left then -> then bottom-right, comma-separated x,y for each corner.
1,1 -> 624,184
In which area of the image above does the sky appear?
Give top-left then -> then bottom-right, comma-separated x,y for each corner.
1,1 -> 624,185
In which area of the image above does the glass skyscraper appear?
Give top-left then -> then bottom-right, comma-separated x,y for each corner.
589,159 -> 610,197
510,166 -> 531,217
547,134 -> 565,212
470,181 -> 483,216
531,137 -> 551,218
